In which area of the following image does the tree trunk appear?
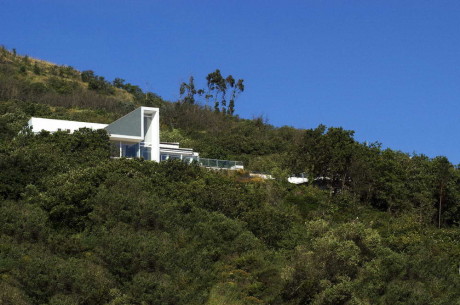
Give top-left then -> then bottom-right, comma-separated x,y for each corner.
438,185 -> 443,229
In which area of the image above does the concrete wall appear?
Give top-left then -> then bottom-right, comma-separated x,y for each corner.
141,107 -> 160,162
28,118 -> 108,133
28,106 -> 161,162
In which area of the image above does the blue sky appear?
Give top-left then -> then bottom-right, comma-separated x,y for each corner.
2,1 -> 460,163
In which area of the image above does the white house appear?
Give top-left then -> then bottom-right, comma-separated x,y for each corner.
28,106 -> 198,163
28,106 -> 246,170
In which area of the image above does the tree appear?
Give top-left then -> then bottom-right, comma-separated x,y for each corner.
112,78 -> 125,88
226,76 -> 244,115
432,156 -> 452,228
23,55 -> 30,65
19,65 -> 27,74
88,76 -> 114,95
287,125 -> 356,190
81,70 -> 95,82
179,76 -> 197,104
206,69 -> 227,112
177,70 -> 244,114
33,63 -> 41,75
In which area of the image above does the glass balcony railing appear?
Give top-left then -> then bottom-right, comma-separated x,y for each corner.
198,158 -> 244,169
112,146 -> 244,170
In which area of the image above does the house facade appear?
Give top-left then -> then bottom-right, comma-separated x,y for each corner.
28,106 -> 243,169
28,107 -> 198,162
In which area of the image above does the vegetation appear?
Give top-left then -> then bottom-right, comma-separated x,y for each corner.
179,70 -> 244,115
0,47 -> 460,304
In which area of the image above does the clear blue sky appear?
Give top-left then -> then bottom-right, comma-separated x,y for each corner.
2,1 -> 460,163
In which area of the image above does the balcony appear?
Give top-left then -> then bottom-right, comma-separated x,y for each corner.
198,158 -> 244,170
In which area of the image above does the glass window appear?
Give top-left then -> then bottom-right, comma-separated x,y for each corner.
184,156 -> 197,164
110,141 -> 121,158
144,115 -> 152,138
141,146 -> 151,160
121,142 -> 139,158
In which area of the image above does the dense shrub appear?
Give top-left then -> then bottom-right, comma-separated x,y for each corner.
0,48 -> 459,304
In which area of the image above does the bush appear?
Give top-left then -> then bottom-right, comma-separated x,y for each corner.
46,77 -> 80,95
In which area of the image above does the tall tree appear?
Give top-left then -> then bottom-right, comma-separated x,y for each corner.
226,76 -> 244,115
432,156 -> 452,228
179,70 -> 244,114
206,69 -> 227,112
112,78 -> 125,88
179,76 -> 197,104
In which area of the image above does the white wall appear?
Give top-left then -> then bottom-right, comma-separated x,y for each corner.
141,107 -> 160,162
28,117 -> 108,133
28,107 -> 161,162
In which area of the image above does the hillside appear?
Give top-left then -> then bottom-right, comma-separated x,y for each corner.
1,47 -> 460,305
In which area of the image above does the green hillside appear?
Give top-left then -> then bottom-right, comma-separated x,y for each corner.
1,47 -> 459,305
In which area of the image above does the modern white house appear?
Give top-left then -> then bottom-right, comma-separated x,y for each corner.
28,106 -> 242,169
29,107 -> 192,162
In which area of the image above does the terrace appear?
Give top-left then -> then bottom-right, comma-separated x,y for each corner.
198,158 -> 244,170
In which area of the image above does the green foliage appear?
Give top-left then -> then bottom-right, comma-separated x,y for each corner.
0,49 -> 459,304
80,70 -> 95,82
111,77 -> 146,101
23,55 -> 30,65
33,63 -> 41,75
81,70 -> 115,95
160,128 -> 192,146
0,54 -> 146,113
178,70 -> 244,114
180,76 -> 197,104
29,82 -> 49,94
46,77 -> 80,94
19,65 -> 27,74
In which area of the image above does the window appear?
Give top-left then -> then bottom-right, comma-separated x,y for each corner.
183,156 -> 196,163
121,142 -> 139,158
110,141 -> 121,158
111,141 -> 143,159
141,146 -> 151,160
169,155 -> 181,160
144,114 -> 153,140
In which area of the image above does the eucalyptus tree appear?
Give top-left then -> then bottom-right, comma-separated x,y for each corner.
206,69 -> 227,112
226,76 -> 244,115
432,156 -> 454,227
179,76 -> 197,104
